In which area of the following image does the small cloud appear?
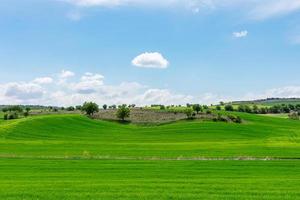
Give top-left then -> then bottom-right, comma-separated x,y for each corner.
60,70 -> 75,79
233,30 -> 248,38
73,73 -> 104,94
132,52 -> 169,69
33,77 -> 53,85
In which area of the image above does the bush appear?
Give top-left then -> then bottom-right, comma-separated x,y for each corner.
213,114 -> 228,122
235,116 -> 242,123
3,113 -> 8,120
228,115 -> 242,123
24,112 -> 29,117
289,112 -> 299,120
216,105 -> 221,111
8,112 -> 18,120
206,110 -> 212,114
225,104 -> 234,111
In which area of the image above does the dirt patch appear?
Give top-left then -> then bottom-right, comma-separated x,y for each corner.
93,108 -> 214,124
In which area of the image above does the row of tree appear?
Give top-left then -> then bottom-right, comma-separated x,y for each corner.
224,104 -> 300,114
2,106 -> 31,120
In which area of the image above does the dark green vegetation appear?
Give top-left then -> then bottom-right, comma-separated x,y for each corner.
0,113 -> 300,199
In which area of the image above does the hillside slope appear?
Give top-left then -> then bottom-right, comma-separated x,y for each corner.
1,114 -> 300,159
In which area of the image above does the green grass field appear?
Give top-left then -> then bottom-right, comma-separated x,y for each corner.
0,113 -> 300,199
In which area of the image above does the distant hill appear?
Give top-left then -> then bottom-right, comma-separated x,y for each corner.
232,98 -> 300,106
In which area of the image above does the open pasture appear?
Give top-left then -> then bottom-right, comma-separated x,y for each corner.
0,113 -> 300,199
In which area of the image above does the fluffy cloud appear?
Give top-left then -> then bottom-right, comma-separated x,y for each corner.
73,73 -> 104,94
2,70 -> 300,106
59,70 -> 75,79
33,77 -> 53,84
233,30 -> 248,38
4,82 -> 45,100
132,52 -> 169,69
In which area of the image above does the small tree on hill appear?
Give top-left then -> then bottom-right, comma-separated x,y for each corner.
192,104 -> 202,114
184,108 -> 194,119
82,102 -> 99,116
116,105 -> 130,121
103,104 -> 108,110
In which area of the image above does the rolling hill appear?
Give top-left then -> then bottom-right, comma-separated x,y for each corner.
0,114 -> 300,199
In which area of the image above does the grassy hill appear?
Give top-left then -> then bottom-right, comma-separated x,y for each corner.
232,98 -> 300,106
0,114 -> 300,199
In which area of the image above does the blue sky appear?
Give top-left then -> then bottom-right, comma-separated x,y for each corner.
1,0 -> 300,106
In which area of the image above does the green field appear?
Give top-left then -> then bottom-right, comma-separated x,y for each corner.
0,113 -> 300,199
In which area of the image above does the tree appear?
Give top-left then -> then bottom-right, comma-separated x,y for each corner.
192,104 -> 202,114
216,105 -> 221,111
82,102 -> 99,116
184,108 -> 194,119
66,106 -> 75,111
225,104 -> 234,111
25,107 -> 31,113
160,105 -> 165,110
103,104 -> 108,110
116,105 -> 130,121
75,105 -> 82,110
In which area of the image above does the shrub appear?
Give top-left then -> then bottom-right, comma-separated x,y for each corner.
206,110 -> 212,114
216,105 -> 221,111
160,105 -> 165,110
3,113 -> 8,120
8,112 -> 18,120
24,112 -> 29,117
228,115 -> 242,123
289,112 -> 299,120
235,116 -> 242,123
225,104 -> 234,111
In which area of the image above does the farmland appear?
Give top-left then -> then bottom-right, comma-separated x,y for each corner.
0,112 -> 300,199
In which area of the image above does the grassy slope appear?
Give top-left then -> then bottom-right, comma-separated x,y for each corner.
0,114 -> 300,199
1,114 -> 300,158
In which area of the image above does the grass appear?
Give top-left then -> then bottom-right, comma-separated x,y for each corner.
0,159 -> 299,200
0,113 -> 300,199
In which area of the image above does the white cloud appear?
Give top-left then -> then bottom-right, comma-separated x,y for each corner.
132,52 -> 169,69
0,70 -> 198,106
33,77 -> 53,84
233,30 -> 248,38
249,0 -> 300,20
4,82 -> 45,100
3,70 -> 300,106
73,73 -> 104,94
59,70 -> 75,79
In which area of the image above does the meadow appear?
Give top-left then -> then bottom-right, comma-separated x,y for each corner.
0,112 -> 300,199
